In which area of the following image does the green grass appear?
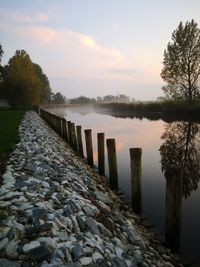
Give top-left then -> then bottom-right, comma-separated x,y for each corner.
0,109 -> 24,154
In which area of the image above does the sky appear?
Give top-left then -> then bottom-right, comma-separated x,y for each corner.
1,0 -> 200,100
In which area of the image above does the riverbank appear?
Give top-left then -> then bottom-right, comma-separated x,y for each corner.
95,102 -> 200,122
0,111 -> 183,266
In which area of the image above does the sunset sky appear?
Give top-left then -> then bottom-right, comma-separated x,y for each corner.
1,0 -> 200,100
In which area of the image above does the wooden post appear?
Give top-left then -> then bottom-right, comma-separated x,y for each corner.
62,118 -> 66,140
129,148 -> 142,214
106,139 -> 118,190
71,122 -> 77,151
76,126 -> 84,157
56,116 -> 60,134
165,165 -> 182,252
84,129 -> 94,166
58,117 -> 62,136
97,133 -> 105,175
67,121 -> 72,146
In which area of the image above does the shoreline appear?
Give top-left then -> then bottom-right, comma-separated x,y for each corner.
0,111 -> 184,266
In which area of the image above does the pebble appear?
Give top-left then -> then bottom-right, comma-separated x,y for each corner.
23,240 -> 41,253
79,256 -> 93,265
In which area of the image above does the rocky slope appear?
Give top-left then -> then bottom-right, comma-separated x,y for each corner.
0,112 -> 183,267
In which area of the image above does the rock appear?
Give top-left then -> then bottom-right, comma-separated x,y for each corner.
6,241 -> 19,259
58,231 -> 69,242
32,207 -> 48,221
0,258 -> 21,267
115,247 -> 124,258
0,237 -> 9,250
23,240 -> 41,253
82,205 -> 99,216
111,257 -> 127,267
71,244 -> 83,261
24,164 -> 36,172
0,226 -> 10,239
92,251 -> 104,262
24,243 -> 54,260
26,222 -> 53,237
42,181 -> 50,189
76,216 -> 86,231
79,257 -> 93,265
94,191 -> 113,204
85,217 -> 100,235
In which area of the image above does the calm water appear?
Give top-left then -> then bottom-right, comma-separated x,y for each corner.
47,106 -> 200,265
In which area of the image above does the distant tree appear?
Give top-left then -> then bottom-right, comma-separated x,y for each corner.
161,20 -> 200,103
70,95 -> 96,104
2,50 -> 45,107
97,96 -> 103,103
51,92 -> 66,104
103,94 -> 130,103
0,44 -> 3,63
103,95 -> 115,102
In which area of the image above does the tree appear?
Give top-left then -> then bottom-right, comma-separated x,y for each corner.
161,19 -> 200,103
51,92 -> 66,104
33,63 -> 52,104
70,95 -> 96,104
0,44 -> 3,63
1,50 -> 51,107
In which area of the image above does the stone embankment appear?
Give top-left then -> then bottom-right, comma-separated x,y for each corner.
0,111 -> 184,267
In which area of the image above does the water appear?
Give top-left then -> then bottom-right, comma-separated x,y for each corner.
46,105 -> 200,265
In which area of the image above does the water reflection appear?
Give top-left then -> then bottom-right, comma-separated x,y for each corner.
160,121 -> 200,198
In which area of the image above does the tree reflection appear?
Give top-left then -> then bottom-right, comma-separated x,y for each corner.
160,121 -> 200,198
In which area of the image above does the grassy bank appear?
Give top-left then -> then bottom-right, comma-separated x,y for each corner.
0,109 -> 24,154
95,101 -> 200,122
0,109 -> 24,179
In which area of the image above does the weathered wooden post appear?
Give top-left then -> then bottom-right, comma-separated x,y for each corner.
56,116 -> 60,134
67,121 -> 72,146
58,116 -> 63,136
84,129 -> 94,166
53,114 -> 57,131
106,139 -> 118,190
165,165 -> 182,252
71,122 -> 77,151
129,148 -> 142,214
97,133 -> 105,175
76,126 -> 84,156
61,118 -> 66,139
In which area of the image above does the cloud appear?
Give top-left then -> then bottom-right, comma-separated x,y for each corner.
0,8 -> 49,24
0,7 -> 162,92
7,24 -> 124,79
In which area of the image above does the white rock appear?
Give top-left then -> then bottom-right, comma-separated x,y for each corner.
115,247 -> 124,258
42,181 -> 50,188
79,257 -> 93,265
23,241 -> 41,253
92,251 -> 104,262
37,237 -> 58,249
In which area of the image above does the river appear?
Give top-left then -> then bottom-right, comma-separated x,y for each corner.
46,105 -> 200,265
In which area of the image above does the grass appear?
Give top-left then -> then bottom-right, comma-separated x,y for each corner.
0,109 -> 24,154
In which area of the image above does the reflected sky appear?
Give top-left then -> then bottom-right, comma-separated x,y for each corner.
46,106 -> 200,264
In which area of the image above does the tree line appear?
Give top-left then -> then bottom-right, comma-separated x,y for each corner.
0,48 -> 66,108
68,94 -> 131,104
